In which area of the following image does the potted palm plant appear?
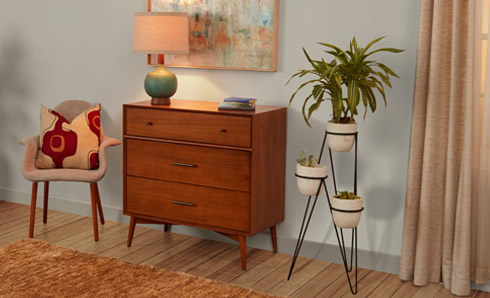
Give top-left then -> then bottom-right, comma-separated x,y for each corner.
288,36 -> 404,152
296,150 -> 327,196
331,191 -> 363,228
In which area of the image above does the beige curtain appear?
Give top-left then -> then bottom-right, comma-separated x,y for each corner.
400,0 -> 488,296
471,0 -> 490,284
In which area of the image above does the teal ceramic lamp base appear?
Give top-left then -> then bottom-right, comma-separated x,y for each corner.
144,64 -> 178,105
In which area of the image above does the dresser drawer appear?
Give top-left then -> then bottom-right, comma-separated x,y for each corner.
126,176 -> 250,232
126,139 -> 250,192
125,107 -> 251,147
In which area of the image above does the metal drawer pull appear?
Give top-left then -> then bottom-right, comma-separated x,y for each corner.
173,162 -> 196,167
172,200 -> 195,207
146,121 -> 153,126
220,128 -> 227,133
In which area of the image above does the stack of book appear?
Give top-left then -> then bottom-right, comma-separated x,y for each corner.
218,97 -> 257,111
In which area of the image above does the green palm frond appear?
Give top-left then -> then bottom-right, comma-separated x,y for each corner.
287,36 -> 404,126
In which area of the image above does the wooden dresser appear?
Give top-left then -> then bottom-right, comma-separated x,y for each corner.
123,99 -> 287,269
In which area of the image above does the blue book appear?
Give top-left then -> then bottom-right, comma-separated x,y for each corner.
223,97 -> 257,104
218,102 -> 255,111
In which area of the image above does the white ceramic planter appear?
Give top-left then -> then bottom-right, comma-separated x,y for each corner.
326,121 -> 358,152
296,163 -> 328,196
331,196 -> 363,228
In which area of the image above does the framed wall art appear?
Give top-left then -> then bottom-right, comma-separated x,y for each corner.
147,0 -> 278,71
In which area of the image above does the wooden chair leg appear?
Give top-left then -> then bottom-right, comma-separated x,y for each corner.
239,235 -> 247,270
270,225 -> 278,253
89,183 -> 99,241
93,183 -> 105,225
43,181 -> 49,224
127,216 -> 137,247
29,182 -> 38,238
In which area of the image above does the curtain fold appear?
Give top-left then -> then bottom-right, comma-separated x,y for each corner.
471,0 -> 490,284
400,0 -> 483,296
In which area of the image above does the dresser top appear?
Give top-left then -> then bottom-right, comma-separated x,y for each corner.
124,99 -> 286,115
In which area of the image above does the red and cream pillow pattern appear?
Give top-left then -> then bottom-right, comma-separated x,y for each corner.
35,104 -> 101,170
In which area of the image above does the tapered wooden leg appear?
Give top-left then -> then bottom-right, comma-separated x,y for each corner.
29,182 -> 38,238
239,235 -> 247,270
270,225 -> 278,253
127,216 -> 137,247
43,181 -> 49,224
89,183 -> 99,241
93,183 -> 105,225
164,224 -> 170,232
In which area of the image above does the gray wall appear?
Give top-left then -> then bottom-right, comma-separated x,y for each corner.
0,0 -> 420,258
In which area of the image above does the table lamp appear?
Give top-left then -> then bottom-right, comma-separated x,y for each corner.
133,12 -> 189,105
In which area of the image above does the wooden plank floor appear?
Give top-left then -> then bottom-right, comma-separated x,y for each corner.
0,200 -> 487,298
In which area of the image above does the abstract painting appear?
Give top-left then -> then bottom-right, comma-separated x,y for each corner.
149,0 -> 278,71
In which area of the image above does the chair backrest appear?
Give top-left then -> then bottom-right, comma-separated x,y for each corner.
54,100 -> 92,122
54,99 -> 105,140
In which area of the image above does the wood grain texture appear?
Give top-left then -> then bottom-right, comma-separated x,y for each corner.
126,139 -> 251,191
2,205 -> 32,224
127,216 -> 136,247
163,241 -> 233,272
141,236 -> 206,266
43,181 -> 49,224
229,252 -> 292,288
239,235 -> 247,269
256,258 -> 329,297
367,274 -> 407,298
94,183 -> 104,225
1,201 -> 488,298
316,267 -> 371,297
123,100 -> 286,269
125,106 -> 251,147
29,182 -> 38,238
249,107 -> 287,235
207,248 -> 275,283
125,99 -> 284,115
291,262 -> 346,298
126,176 -> 250,232
89,183 -> 99,241
186,245 -> 252,277
391,280 -> 424,298
270,226 -> 278,252
343,270 -> 390,297
0,201 -> 23,213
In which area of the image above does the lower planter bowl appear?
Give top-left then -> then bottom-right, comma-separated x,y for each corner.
331,196 -> 363,228
296,163 -> 327,196
326,121 -> 358,152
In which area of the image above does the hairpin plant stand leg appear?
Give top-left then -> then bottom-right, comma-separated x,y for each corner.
287,177 -> 326,280
288,130 -> 360,295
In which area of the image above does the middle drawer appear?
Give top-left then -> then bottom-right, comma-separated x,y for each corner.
126,139 -> 251,192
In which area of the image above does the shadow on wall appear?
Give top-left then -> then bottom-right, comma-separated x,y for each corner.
98,108 -> 123,210
0,33 -> 35,187
364,186 -> 404,267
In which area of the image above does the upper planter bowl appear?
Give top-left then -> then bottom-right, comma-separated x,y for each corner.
326,121 -> 357,152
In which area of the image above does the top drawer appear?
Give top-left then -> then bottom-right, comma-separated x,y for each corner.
125,107 -> 251,147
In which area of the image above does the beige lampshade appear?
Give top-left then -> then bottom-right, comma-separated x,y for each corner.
133,12 -> 189,55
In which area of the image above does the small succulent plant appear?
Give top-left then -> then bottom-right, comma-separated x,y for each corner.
297,150 -> 318,167
334,191 -> 360,200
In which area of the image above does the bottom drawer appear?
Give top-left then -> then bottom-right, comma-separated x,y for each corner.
126,176 -> 250,232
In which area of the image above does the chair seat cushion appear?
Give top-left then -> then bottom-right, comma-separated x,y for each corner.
35,104 -> 101,169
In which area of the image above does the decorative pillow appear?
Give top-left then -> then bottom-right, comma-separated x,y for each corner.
35,104 -> 101,170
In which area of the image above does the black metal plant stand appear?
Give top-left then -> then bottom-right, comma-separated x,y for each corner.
287,130 -> 362,295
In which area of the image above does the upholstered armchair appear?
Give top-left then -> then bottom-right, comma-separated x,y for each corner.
20,100 -> 121,241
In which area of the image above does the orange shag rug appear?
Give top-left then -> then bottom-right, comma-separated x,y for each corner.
0,239 -> 282,298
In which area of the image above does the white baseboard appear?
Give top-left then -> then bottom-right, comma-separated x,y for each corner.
1,186 -> 488,292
